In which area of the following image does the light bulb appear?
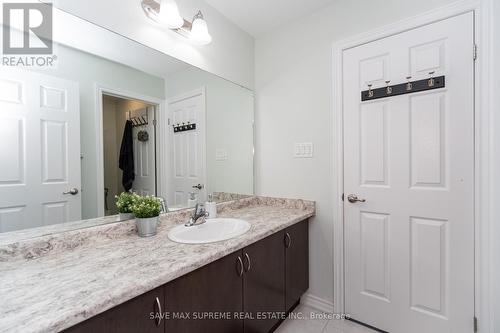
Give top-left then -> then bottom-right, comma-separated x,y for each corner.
158,0 -> 183,29
190,11 -> 212,45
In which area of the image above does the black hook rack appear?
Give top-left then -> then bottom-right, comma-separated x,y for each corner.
361,75 -> 445,101
128,110 -> 149,127
173,122 -> 196,133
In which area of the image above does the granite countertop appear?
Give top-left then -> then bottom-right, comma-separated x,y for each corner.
0,196 -> 315,333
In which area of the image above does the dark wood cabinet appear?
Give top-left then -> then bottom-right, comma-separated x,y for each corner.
285,219 -> 309,312
242,231 -> 285,333
164,251 -> 244,333
63,311 -> 110,333
63,220 -> 309,333
64,286 -> 164,333
108,286 -> 164,333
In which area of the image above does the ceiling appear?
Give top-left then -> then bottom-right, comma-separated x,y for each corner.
205,0 -> 336,37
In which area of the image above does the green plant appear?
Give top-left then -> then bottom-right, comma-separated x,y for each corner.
132,196 -> 163,218
115,192 -> 138,214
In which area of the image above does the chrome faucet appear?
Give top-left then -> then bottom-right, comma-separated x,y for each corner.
185,203 -> 209,227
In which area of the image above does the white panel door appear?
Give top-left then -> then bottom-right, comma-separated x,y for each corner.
168,90 -> 206,207
343,13 -> 474,333
131,106 -> 156,196
0,68 -> 81,232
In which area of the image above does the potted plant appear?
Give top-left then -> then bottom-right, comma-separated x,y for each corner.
132,195 -> 163,237
115,192 -> 138,221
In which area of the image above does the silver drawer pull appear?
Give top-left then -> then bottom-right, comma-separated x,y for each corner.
285,232 -> 291,248
236,256 -> 244,277
244,253 -> 251,272
155,296 -> 162,327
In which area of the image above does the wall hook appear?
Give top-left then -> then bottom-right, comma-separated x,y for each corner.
428,71 -> 435,87
385,80 -> 392,94
367,83 -> 374,97
406,76 -> 413,91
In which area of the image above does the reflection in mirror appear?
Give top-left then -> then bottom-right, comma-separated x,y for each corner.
0,13 -> 254,235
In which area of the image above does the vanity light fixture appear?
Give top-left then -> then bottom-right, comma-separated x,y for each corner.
141,0 -> 212,45
190,11 -> 212,45
157,0 -> 183,29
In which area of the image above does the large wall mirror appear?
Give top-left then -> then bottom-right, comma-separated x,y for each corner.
0,6 -> 254,236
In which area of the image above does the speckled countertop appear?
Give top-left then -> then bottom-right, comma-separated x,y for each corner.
0,196 -> 315,333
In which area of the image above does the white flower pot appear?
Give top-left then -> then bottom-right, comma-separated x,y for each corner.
118,212 -> 134,221
136,216 -> 159,237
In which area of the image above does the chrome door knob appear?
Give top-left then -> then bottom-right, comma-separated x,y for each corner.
63,188 -> 79,195
192,184 -> 204,190
347,194 -> 366,203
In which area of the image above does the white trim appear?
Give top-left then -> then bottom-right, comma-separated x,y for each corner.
165,87 -> 208,203
94,84 -> 165,216
331,1 -> 493,332
301,293 -> 334,313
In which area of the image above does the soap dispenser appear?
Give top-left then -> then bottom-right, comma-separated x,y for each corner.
187,192 -> 197,208
205,193 -> 217,219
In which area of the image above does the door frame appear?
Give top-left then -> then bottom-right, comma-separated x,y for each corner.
94,84 -> 166,217
166,87 -> 208,206
331,0 -> 494,331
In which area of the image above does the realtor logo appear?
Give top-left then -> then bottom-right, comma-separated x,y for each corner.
2,3 -> 55,67
3,3 -> 53,54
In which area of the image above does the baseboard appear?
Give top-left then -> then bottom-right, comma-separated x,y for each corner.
300,293 -> 334,313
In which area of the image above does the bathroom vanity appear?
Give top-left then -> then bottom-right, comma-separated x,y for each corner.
0,197 -> 314,333
0,3 -> 313,333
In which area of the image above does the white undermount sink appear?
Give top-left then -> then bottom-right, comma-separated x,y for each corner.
168,218 -> 251,244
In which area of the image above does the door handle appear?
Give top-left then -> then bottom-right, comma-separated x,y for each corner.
62,188 -> 79,195
347,194 -> 366,203
192,184 -> 204,190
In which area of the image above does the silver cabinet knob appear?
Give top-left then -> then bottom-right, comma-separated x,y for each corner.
63,188 -> 79,195
347,194 -> 366,203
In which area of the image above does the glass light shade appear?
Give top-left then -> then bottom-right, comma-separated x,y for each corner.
158,0 -> 183,29
190,13 -> 212,45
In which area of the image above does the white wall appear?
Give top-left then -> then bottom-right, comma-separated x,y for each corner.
166,67 -> 254,196
53,0 -> 255,89
254,0 -> 457,307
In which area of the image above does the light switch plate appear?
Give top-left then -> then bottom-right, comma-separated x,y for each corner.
294,143 -> 313,158
215,148 -> 228,161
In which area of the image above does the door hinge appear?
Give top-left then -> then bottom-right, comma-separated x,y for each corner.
473,44 -> 478,61
474,316 -> 478,332
341,193 -> 344,201
153,119 -> 157,126
168,118 -> 171,125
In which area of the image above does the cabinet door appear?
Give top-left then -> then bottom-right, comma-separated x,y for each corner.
243,231 -> 285,333
285,219 -> 309,312
165,251 -> 244,333
64,287 -> 164,333
108,286 -> 164,333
